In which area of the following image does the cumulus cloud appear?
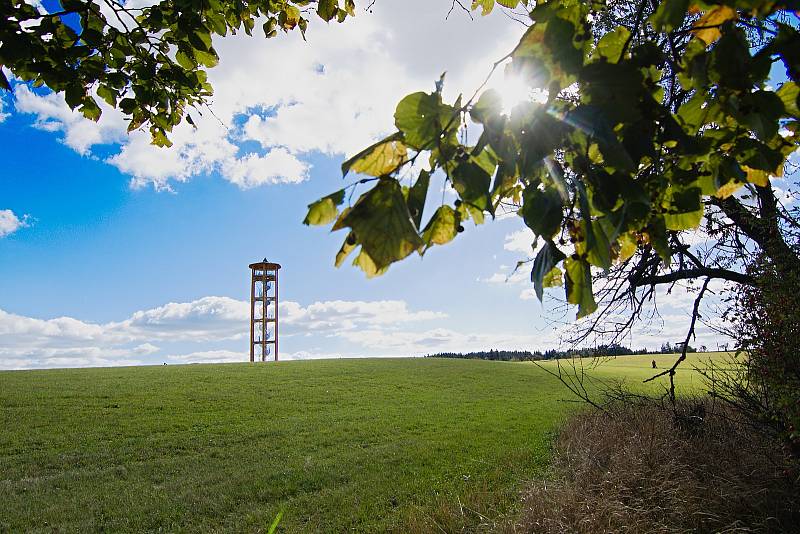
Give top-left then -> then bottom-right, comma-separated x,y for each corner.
503,228 -> 536,254
0,296 -> 449,369
119,296 -> 248,342
338,326 -> 546,355
0,97 -> 9,123
163,349 -> 245,364
0,209 -> 29,237
10,2 -> 524,190
13,85 -> 127,155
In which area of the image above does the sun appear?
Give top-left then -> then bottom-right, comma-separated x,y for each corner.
488,71 -> 548,114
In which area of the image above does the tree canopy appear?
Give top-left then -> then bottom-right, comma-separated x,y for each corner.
3,0 -> 800,323
1,0 -> 354,145
306,0 -> 800,324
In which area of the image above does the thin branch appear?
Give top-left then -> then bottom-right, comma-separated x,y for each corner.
643,278 -> 711,403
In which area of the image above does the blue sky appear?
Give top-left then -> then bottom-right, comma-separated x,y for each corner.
0,0 -> 733,369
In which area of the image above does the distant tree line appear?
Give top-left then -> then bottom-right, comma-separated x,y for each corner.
427,343 -> 700,362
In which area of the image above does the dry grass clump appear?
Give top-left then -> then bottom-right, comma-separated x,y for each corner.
515,399 -> 799,533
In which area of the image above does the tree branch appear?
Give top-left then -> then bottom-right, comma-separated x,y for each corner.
644,278 -> 711,403
633,267 -> 755,287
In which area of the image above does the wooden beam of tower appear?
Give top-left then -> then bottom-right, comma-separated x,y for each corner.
249,269 -> 255,362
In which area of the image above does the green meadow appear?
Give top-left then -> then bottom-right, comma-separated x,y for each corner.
0,355 -> 714,532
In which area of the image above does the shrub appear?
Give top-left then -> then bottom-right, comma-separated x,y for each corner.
723,256 -> 800,458
514,399 -> 799,533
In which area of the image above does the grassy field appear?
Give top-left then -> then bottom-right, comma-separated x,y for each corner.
0,355 -> 715,532
536,351 -> 734,395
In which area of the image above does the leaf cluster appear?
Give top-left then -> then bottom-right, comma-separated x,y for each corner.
306,0 -> 800,319
0,0 -> 355,144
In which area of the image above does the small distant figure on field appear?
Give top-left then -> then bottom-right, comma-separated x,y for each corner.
652,359 -> 657,369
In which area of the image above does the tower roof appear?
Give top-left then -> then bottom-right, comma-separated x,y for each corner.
249,258 -> 281,270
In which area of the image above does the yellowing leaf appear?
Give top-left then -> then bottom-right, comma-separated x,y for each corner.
352,249 -> 388,278
776,82 -> 800,118
692,5 -> 737,45
743,166 -> 770,187
542,266 -> 563,288
303,189 -> 346,226
341,133 -> 409,177
422,206 -> 460,247
471,0 -> 494,16
616,232 -> 638,262
715,180 -> 744,199
664,207 -> 704,231
335,178 -> 424,273
335,232 -> 357,267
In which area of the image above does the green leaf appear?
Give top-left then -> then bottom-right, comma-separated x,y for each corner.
581,219 -> 612,270
521,186 -> 563,239
451,160 -> 492,214
193,49 -> 219,68
336,178 -> 424,272
317,0 -> 339,21
175,49 -> 196,70
742,90 -> 785,141
471,89 -> 502,123
564,257 -> 597,319
776,82 -> 800,118
96,85 -> 117,107
341,133 -> 408,177
422,205 -> 460,247
151,128 -> 173,148
303,189 -> 346,226
531,241 -> 566,301
394,91 -> 454,150
664,187 -> 703,231
407,170 -> 430,229
80,99 -> 102,121
649,0 -> 690,33
263,18 -> 278,38
594,26 -> 630,63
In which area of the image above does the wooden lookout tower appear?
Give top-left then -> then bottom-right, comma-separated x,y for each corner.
249,259 -> 281,362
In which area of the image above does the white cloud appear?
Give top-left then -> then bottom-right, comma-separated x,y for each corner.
503,228 -> 536,254
0,209 -> 29,237
164,349 -> 244,364
11,2 -> 525,190
221,148 -> 309,188
338,326 -> 545,355
119,296 -> 248,342
0,97 -> 9,123
282,299 -> 446,331
0,296 -> 449,369
13,85 -> 127,155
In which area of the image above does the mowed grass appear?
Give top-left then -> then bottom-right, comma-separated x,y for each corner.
0,355 -> 716,532
0,358 -> 574,532
536,351 -> 734,395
